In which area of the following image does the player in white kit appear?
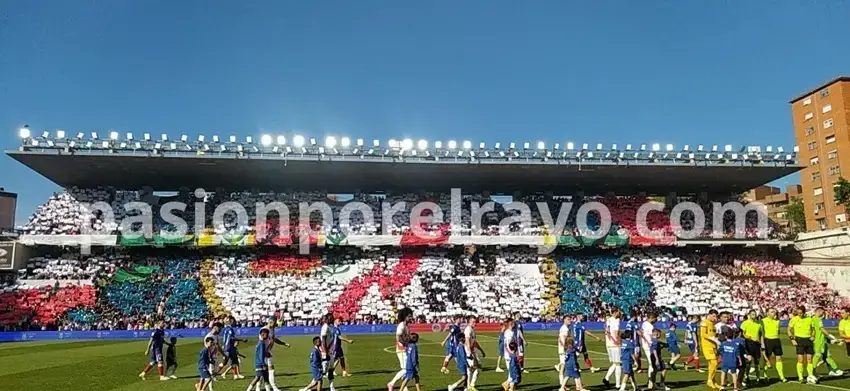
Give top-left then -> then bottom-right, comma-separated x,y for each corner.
387,308 -> 413,391
260,317 -> 291,391
602,309 -> 623,389
639,312 -> 658,387
556,315 -> 573,384
465,315 -> 486,391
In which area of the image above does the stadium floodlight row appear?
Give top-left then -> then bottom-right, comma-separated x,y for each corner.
17,125 -> 798,165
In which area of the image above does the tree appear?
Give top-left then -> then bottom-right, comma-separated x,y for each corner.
835,177 -> 850,210
785,196 -> 806,234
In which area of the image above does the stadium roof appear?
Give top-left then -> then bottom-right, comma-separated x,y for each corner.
7,149 -> 802,195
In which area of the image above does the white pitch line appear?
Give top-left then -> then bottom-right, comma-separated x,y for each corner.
808,383 -> 850,391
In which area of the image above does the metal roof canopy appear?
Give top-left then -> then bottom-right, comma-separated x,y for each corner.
6,150 -> 802,195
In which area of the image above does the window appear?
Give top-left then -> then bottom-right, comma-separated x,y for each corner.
815,203 -> 825,213
811,156 -> 820,165
838,214 -> 847,224
817,218 -> 827,230
829,150 -> 839,160
826,135 -> 836,144
825,118 -> 834,128
776,211 -> 787,219
821,89 -> 830,98
830,166 -> 841,175
814,187 -> 824,196
805,112 -> 814,120
809,141 -> 818,150
812,171 -> 822,181
804,97 -> 812,105
823,104 -> 832,113
806,126 -> 815,136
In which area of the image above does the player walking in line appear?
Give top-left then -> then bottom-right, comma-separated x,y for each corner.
602,309 -> 622,389
665,323 -> 682,370
332,316 -> 354,377
700,309 -> 722,389
205,321 -> 225,377
441,316 -> 463,374
197,336 -> 216,391
638,312 -> 658,383
619,330 -> 638,391
649,329 -> 670,391
839,309 -> 850,361
788,305 -> 818,384
682,315 -> 703,372
625,313 -> 643,373
140,319 -> 169,381
513,312 -> 528,374
573,313 -> 602,373
388,308 -> 414,391
761,308 -> 787,382
219,316 -> 248,379
505,341 -> 524,391
448,334 -> 469,391
299,337 -> 325,391
465,314 -> 486,391
496,321 -> 507,373
397,333 -> 422,391
719,331 -> 742,391
319,314 -> 338,391
559,336 -> 585,391
555,315 -> 572,383
261,316 -> 291,391
812,307 -> 843,377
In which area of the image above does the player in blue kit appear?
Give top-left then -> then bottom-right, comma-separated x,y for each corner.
140,319 -> 168,381
666,323 -> 682,370
683,315 -> 702,372
448,334 -> 469,391
625,314 -> 643,373
559,336 -> 584,391
732,329 -> 750,388
513,313 -> 528,374
196,337 -> 215,391
331,317 -> 354,377
441,316 -> 463,374
573,313 -> 602,373
620,330 -> 637,391
246,329 -> 271,391
503,341 -> 523,391
299,337 -> 325,391
398,333 -> 422,391
649,329 -> 670,391
219,316 -> 248,379
719,330 -> 743,391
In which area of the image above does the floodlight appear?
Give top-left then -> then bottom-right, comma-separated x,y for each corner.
212,135 -> 219,143
56,130 -> 65,139
696,145 -> 703,151
153,142 -> 161,149
286,146 -> 292,153
666,144 -> 673,151
582,143 -> 589,150
554,143 -> 560,150
261,134 -> 272,146
229,135 -> 237,143
567,142 -> 574,150
326,136 -> 337,148
86,141 -> 93,148
711,145 -> 718,152
293,135 -> 305,147
611,144 -> 617,150
76,132 -> 84,139
499,151 -> 506,157
766,146 -> 773,152
537,141 -> 545,150
373,139 -> 380,147
793,146 -> 799,153
309,138 -> 317,146
91,132 -> 99,140
724,145 -> 732,152
277,136 -> 286,145
587,152 -> 594,158
118,142 -> 126,148
463,140 -> 472,149
143,133 -> 151,141
177,134 -> 186,142
341,137 -> 350,147
448,140 -> 457,149
509,142 -> 516,150
41,131 -> 49,138
495,142 -> 501,149
523,142 -> 530,150
101,141 -> 109,148
134,142 -> 141,149
652,143 -> 660,151
640,144 -> 647,151
246,136 -> 253,144
18,126 -> 30,139
402,139 -> 413,150
683,145 -> 689,151
596,143 -> 603,151
318,147 -> 325,154
625,144 -> 632,151
126,133 -> 134,140
356,138 -> 364,147
435,141 -> 443,149
389,139 -> 397,148
777,147 -> 784,153
237,145 -> 243,152
418,139 -> 428,150
479,142 -> 486,149
219,145 -> 226,152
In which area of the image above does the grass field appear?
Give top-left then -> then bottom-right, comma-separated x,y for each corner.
3,332 -> 850,391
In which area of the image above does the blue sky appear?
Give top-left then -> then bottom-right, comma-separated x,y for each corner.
1,0 -> 849,225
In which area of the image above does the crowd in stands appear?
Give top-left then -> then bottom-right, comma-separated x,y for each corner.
0,246 -> 845,331
21,187 -> 784,240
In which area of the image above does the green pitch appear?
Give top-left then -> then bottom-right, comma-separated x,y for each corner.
2,332 -> 850,391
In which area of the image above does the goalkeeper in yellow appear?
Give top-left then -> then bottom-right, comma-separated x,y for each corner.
813,307 -> 844,377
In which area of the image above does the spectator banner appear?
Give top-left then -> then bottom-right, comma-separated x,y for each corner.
346,235 -> 402,246
196,230 -> 220,247
602,233 -> 629,247
118,235 -> 149,247
153,234 -> 195,247
19,235 -> 118,247
399,233 -> 450,246
447,236 -> 544,246
219,233 -> 255,247
557,235 -> 581,247
628,234 -> 677,246
323,233 -> 349,246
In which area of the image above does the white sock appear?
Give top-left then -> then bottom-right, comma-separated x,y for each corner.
559,373 -> 565,386
329,381 -> 335,391
390,369 -> 405,385
255,382 -> 261,391
470,368 -> 480,386
605,365 -> 616,381
615,366 -> 622,387
264,386 -> 270,391
268,370 -> 276,387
